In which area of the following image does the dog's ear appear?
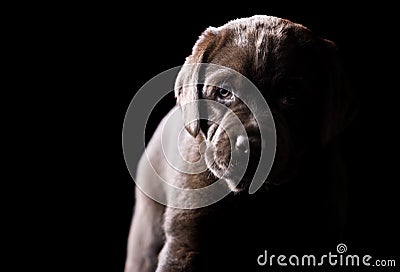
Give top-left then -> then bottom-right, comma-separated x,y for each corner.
175,28 -> 219,137
319,38 -> 357,145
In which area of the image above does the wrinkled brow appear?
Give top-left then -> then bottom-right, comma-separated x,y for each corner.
204,69 -> 244,91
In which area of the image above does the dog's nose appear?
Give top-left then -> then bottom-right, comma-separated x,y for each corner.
235,135 -> 249,154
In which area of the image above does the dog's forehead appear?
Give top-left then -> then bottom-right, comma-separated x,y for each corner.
204,68 -> 242,89
220,15 -> 312,50
207,16 -> 314,80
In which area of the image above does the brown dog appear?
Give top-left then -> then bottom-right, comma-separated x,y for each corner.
125,15 -> 353,272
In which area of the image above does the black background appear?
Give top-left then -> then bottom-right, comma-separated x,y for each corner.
66,2 -> 399,271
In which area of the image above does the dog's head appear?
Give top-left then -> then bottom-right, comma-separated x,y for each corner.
175,16 -> 353,192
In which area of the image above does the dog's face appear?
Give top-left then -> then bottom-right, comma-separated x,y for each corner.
175,16 -> 350,191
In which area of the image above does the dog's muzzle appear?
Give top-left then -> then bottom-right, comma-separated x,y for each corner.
204,112 -> 262,191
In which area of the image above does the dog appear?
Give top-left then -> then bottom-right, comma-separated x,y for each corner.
125,15 -> 353,272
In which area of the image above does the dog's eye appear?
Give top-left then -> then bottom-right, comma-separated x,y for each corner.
217,88 -> 232,98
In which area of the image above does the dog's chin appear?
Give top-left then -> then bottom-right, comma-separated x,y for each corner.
224,178 -> 251,193
204,151 -> 250,193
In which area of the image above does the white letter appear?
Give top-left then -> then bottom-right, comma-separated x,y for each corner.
318,255 -> 327,266
269,254 -> 275,266
257,250 -> 267,266
329,252 -> 337,266
277,255 -> 287,266
289,255 -> 299,266
363,255 -> 372,266
345,255 -> 360,266
302,255 -> 316,266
